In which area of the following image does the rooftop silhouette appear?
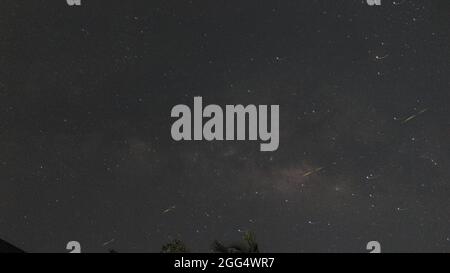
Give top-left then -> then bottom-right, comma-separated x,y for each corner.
0,238 -> 25,253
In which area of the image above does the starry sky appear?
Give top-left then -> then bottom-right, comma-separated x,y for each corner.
0,0 -> 449,253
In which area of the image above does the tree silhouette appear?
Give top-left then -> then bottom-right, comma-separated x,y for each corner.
161,239 -> 190,253
212,231 -> 260,253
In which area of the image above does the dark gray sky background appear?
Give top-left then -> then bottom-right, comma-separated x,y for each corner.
0,0 -> 449,252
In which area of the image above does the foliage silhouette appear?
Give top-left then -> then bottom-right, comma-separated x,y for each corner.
212,231 -> 260,253
161,239 -> 190,253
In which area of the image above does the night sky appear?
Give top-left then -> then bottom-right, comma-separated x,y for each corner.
0,0 -> 449,253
